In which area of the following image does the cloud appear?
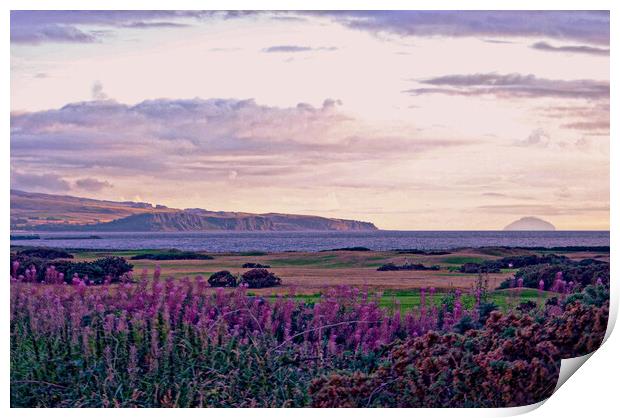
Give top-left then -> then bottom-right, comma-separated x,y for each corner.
405,73 -> 609,100
541,103 -> 609,135
11,24 -> 99,44
262,45 -> 338,53
91,81 -> 108,100
11,172 -> 71,192
75,178 -> 113,191
10,10 -> 231,44
530,41 -> 609,56
315,11 -> 609,45
515,129 -> 552,147
11,10 -> 609,49
11,97 -> 471,188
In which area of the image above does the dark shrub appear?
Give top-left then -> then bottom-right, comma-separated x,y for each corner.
453,315 -> 477,334
395,249 -> 451,255
208,271 -> 238,288
477,301 -> 499,324
242,262 -> 271,268
377,263 -> 440,271
459,262 -> 500,273
16,247 -> 73,259
320,247 -> 371,252
240,268 -> 281,288
131,250 -> 213,260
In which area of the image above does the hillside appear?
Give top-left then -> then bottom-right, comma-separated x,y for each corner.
11,190 -> 378,232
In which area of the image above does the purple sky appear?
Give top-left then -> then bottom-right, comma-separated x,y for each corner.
10,11 -> 610,230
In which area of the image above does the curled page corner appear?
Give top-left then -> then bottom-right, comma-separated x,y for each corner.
553,288 -> 617,395
554,353 -> 594,393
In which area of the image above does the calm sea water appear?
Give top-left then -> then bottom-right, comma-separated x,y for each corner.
10,231 -> 610,253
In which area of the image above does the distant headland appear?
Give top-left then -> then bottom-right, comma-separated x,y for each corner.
10,189 -> 378,232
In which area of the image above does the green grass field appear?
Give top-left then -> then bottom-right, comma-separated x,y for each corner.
263,288 -> 552,312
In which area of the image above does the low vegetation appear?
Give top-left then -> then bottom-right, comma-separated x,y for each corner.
319,247 -> 371,252
242,262 -> 271,268
130,250 -> 213,260
499,258 -> 609,291
14,247 -> 73,259
10,266 -> 608,407
377,262 -> 440,271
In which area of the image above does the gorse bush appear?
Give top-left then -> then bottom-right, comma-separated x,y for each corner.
310,301 -> 608,407
10,268 -> 609,407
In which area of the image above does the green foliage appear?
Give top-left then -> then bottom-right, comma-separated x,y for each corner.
565,284 -> 609,308
498,259 -> 609,290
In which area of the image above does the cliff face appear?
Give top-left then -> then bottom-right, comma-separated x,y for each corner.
76,212 -> 378,232
12,190 -> 378,232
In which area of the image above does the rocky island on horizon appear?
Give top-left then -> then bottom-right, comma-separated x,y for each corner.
503,216 -> 556,231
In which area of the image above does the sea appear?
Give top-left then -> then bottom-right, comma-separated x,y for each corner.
9,230 -> 610,253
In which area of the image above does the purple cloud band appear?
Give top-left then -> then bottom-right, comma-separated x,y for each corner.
11,10 -> 609,45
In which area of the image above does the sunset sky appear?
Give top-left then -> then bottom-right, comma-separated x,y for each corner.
10,11 -> 610,230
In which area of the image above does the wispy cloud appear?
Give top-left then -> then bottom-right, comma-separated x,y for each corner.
405,73 -> 609,100
530,41 -> 609,56
541,103 -> 609,135
262,45 -> 338,53
316,10 -> 610,45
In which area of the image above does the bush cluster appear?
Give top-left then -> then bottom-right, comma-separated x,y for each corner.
459,254 -> 569,273
10,254 -> 133,284
499,259 -> 609,290
240,268 -> 282,288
